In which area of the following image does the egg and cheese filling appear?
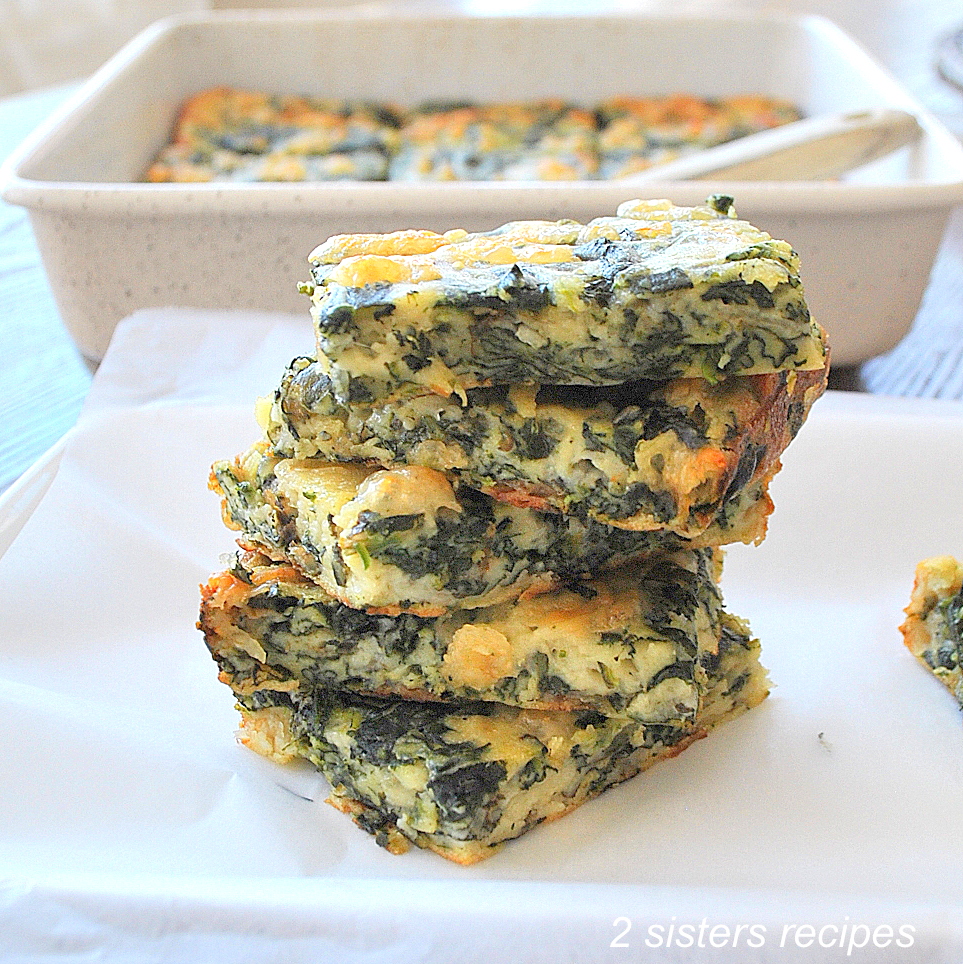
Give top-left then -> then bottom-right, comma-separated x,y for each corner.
201,547 -> 724,724
212,443 -> 773,615
235,612 -> 768,864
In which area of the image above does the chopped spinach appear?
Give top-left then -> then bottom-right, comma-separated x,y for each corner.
430,761 -> 507,826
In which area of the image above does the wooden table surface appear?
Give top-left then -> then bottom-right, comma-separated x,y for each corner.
2,0 -> 963,495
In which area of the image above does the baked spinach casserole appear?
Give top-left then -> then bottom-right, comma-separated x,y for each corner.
303,197 -> 826,402
211,444 -> 773,615
234,612 -> 768,864
201,546 -> 724,724
262,360 -> 826,534
148,88 -> 801,184
198,196 -> 826,862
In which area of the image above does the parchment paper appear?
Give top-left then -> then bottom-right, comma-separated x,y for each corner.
1,308 -> 962,962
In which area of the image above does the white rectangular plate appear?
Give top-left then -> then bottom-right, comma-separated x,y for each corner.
1,310 -> 962,961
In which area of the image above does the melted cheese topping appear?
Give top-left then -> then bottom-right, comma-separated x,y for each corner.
312,201 -> 758,277
443,625 -> 516,690
315,234 -> 578,286
340,465 -> 462,527
310,229 -> 463,263
274,460 -> 375,518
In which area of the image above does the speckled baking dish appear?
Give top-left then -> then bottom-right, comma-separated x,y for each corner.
3,9 -> 963,364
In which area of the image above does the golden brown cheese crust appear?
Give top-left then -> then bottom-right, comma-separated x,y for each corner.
388,99 -> 600,181
597,93 -> 802,177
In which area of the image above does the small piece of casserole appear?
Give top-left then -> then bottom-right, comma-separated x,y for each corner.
900,555 -> 963,712
146,87 -> 403,182
200,547 -> 724,724
596,94 -> 802,178
388,99 -> 599,181
262,361 -> 826,534
302,197 -> 826,403
211,444 -> 773,615
234,612 -> 768,863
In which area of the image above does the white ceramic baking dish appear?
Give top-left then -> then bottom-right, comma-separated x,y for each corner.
4,9 -> 963,365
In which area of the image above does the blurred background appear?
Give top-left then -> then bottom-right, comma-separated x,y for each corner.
0,0 -> 962,128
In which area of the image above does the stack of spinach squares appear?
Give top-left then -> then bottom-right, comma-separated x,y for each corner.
199,195 -> 829,864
